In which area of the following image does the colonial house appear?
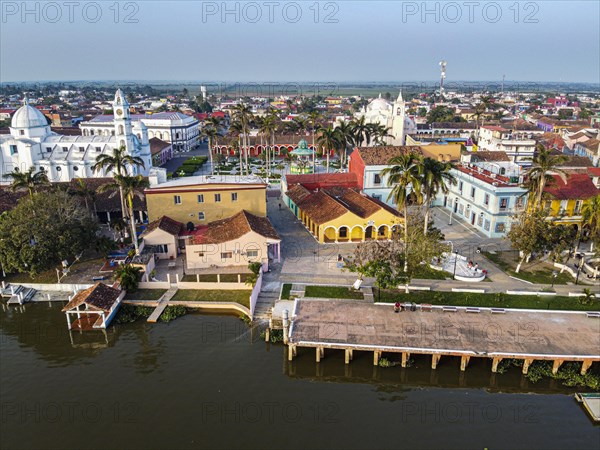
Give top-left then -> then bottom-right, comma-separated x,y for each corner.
140,216 -> 185,260
438,159 -> 528,238
144,168 -> 267,225
543,168 -> 600,229
573,139 -> 600,166
477,125 -> 542,166
285,180 -> 403,244
348,145 -> 461,206
149,137 -> 173,166
185,210 -> 281,271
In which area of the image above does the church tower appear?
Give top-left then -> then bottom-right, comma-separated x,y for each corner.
391,91 -> 406,145
112,89 -> 136,171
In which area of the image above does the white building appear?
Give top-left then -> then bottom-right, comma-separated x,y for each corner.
0,90 -> 152,183
80,111 -> 200,153
477,125 -> 543,166
355,92 -> 417,145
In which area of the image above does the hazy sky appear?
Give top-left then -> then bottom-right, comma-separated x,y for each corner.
1,1 -> 599,83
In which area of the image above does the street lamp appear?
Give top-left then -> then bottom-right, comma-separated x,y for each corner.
551,271 -> 558,288
452,250 -> 459,279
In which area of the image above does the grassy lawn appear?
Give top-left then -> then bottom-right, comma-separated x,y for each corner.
171,289 -> 251,308
181,274 -> 249,283
412,265 -> 449,280
483,251 -> 572,285
377,289 -> 600,311
281,283 -> 292,300
304,285 -> 364,300
125,289 -> 167,300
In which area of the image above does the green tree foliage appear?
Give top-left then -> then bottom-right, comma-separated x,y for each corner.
426,106 -> 464,124
113,264 -> 142,292
507,210 -> 552,272
0,191 -> 98,276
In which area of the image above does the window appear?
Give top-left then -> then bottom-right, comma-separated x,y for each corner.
574,200 -> 582,214
19,130 -> 24,135
470,187 -> 476,199
231,192 -> 238,202
339,227 -> 348,238
499,198 -> 508,210
62,147 -> 68,152
56,166 -> 62,172
246,250 -> 259,258
198,212 -> 205,220
197,194 -> 204,203
373,173 -> 381,185
174,195 -> 182,205
73,166 -> 79,172
495,222 -> 506,233
157,244 -> 168,254
78,146 -> 84,152
221,252 -> 232,259
214,194 -> 221,202
9,145 -> 17,155
484,220 -> 491,231
477,215 -> 483,226
484,193 -> 490,206
95,147 -> 101,152
46,147 -> 52,153
458,181 -> 463,193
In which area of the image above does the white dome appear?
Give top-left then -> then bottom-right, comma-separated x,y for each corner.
367,95 -> 391,112
11,101 -> 48,129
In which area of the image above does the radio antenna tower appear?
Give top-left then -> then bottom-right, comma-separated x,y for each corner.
439,60 -> 447,100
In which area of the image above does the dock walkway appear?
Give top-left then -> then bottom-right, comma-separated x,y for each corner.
286,299 -> 600,374
147,287 -> 178,323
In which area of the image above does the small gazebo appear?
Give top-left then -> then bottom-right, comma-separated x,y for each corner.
290,139 -> 315,174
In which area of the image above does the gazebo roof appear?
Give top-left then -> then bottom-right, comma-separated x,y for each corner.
290,139 -> 314,156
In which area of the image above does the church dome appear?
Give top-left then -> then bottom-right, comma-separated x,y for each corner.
11,98 -> 48,129
367,94 -> 391,112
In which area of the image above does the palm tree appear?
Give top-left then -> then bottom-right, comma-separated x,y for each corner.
382,153 -> 423,274
526,144 -> 568,211
113,264 -> 143,292
232,103 -> 253,175
68,178 -> 96,215
350,116 -> 371,147
100,175 -> 148,254
579,288 -> 596,305
227,120 -> 244,174
3,167 -> 49,197
92,146 -> 145,219
581,194 -> 600,252
316,126 -> 341,173
334,121 -> 356,167
202,126 -> 219,175
259,113 -> 279,179
420,158 -> 456,234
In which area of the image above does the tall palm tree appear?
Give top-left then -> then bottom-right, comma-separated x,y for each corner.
228,120 -> 244,174
100,175 -> 148,254
232,103 -> 253,175
259,113 -> 279,179
526,144 -> 568,211
92,145 -> 145,219
382,153 -> 423,273
581,194 -> 600,251
68,178 -> 96,215
420,158 -> 456,234
3,167 -> 49,197
349,116 -> 371,147
334,121 -> 355,167
316,126 -> 341,173
202,126 -> 219,175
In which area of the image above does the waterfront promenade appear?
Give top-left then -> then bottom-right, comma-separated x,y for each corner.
287,299 -> 600,374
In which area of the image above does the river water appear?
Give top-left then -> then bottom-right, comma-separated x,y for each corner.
1,303 -> 598,450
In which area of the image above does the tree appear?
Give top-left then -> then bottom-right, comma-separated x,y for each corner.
507,210 -> 551,273
232,103 -> 254,175
581,195 -> 600,251
420,158 -> 456,234
3,167 -> 49,197
92,145 -> 145,219
316,126 -> 341,173
113,264 -> 142,292
381,153 -> 423,274
0,191 -> 98,277
525,144 -> 568,211
202,125 -> 219,175
100,175 -> 148,254
579,288 -> 597,305
68,178 -> 96,215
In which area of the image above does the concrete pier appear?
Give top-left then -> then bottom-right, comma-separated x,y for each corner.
287,299 -> 600,374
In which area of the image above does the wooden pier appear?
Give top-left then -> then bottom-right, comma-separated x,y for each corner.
146,287 -> 178,323
285,299 -> 600,374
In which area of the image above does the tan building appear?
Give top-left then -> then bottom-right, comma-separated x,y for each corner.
140,216 -> 185,260
145,173 -> 267,225
185,210 -> 281,270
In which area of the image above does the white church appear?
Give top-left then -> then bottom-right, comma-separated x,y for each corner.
355,91 -> 417,146
0,90 -> 152,183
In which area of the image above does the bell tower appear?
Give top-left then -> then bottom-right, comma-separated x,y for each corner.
113,89 -> 135,166
391,91 -> 406,145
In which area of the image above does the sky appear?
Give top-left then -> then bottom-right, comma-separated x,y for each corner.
1,1 -> 599,83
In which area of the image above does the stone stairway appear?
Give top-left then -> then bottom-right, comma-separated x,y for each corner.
253,280 -> 281,319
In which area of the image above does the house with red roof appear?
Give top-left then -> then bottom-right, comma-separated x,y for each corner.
543,170 -> 600,228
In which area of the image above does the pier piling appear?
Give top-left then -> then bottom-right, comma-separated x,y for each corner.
460,356 -> 470,371
431,354 -> 441,369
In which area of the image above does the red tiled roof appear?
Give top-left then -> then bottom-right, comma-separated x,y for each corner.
190,210 -> 279,244
544,173 -> 600,200
355,146 -> 423,166
285,172 -> 358,191
149,137 -> 171,155
143,216 -> 184,236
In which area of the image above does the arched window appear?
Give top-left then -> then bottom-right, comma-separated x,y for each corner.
118,125 -> 124,135
73,166 -> 79,172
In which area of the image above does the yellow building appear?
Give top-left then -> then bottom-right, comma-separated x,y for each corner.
145,174 -> 267,225
286,183 -> 403,243
543,170 -> 600,228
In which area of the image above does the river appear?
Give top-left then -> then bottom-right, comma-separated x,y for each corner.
1,303 -> 598,450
